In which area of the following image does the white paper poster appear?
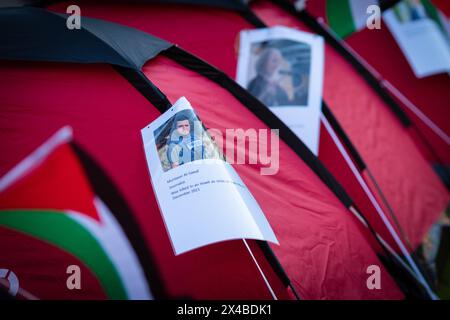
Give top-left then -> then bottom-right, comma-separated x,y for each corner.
383,0 -> 450,78
141,97 -> 279,255
236,26 -> 324,155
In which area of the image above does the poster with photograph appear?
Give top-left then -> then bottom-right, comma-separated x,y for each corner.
236,26 -> 324,155
383,0 -> 450,78
141,97 -> 278,255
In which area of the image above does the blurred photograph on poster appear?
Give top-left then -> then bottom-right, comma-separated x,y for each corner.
236,26 -> 324,155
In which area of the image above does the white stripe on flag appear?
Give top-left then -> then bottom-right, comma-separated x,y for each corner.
69,197 -> 153,300
350,0 -> 379,31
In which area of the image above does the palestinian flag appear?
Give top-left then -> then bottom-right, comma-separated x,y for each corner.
0,127 -> 164,300
326,0 -> 380,38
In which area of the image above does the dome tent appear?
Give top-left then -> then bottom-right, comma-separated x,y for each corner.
0,6 -> 419,299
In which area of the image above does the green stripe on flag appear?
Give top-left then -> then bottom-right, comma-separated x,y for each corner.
0,210 -> 128,299
327,0 -> 356,38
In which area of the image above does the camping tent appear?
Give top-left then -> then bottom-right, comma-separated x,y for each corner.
0,6 -> 417,299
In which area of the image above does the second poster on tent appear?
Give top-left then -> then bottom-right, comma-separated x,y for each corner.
236,26 -> 324,155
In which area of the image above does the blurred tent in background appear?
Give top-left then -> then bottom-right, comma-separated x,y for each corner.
309,0 -> 450,186
0,0 -> 448,299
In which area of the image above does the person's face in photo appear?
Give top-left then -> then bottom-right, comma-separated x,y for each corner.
176,119 -> 190,136
263,49 -> 283,77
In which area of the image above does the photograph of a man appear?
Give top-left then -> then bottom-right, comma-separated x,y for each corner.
248,47 -> 290,106
167,112 -> 204,169
247,39 -> 311,107
154,109 -> 222,172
